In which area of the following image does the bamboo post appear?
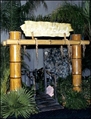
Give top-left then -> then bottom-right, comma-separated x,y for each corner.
9,31 -> 21,91
72,34 -> 82,92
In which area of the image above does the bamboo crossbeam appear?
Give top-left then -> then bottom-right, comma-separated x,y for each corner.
2,39 -> 90,46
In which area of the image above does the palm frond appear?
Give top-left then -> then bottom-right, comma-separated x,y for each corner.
50,2 -> 87,35
1,88 -> 38,119
1,0 -> 47,32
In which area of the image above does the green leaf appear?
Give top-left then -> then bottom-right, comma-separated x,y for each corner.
1,88 -> 38,119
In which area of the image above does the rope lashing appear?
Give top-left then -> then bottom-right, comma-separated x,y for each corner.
64,33 -> 72,62
60,45 -> 64,58
82,44 -> 86,57
31,32 -> 38,65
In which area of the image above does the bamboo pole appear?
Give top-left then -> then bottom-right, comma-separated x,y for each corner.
9,31 -> 21,91
72,34 -> 82,92
2,39 -> 90,46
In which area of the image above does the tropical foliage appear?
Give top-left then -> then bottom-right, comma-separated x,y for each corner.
82,0 -> 91,40
64,89 -> 89,109
36,1 -> 90,39
57,75 -> 90,109
51,3 -> 83,33
0,0 -> 47,93
35,1 -> 91,71
1,88 -> 38,119
1,0 -> 47,31
0,1 -> 90,117
0,1 -> 47,118
0,45 -> 10,95
0,44 -> 31,95
82,76 -> 91,101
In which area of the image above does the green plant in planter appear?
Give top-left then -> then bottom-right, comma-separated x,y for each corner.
1,88 -> 38,119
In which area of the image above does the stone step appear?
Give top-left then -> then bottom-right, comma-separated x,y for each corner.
35,93 -> 64,112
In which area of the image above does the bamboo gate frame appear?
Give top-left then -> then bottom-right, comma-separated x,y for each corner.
2,31 -> 90,92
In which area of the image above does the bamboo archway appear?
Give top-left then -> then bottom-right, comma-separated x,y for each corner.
2,31 -> 90,92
